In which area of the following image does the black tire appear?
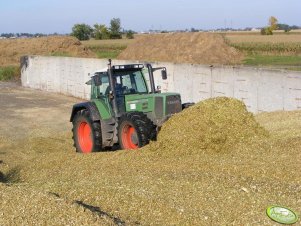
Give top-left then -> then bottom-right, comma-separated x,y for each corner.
118,112 -> 156,150
72,109 -> 102,153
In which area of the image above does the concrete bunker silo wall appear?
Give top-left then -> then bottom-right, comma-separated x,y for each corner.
21,56 -> 301,113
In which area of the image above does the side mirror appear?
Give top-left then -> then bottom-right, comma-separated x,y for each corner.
93,75 -> 102,86
161,70 -> 167,80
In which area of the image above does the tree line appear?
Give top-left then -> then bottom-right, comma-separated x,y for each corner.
71,18 -> 134,41
261,16 -> 300,35
0,33 -> 49,38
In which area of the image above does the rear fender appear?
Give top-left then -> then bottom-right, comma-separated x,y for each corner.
70,102 -> 101,122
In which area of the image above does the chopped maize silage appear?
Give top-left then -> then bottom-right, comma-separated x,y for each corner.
149,97 -> 267,154
1,85 -> 301,225
0,183 -> 113,226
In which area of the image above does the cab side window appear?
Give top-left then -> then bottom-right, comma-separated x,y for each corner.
97,73 -> 109,95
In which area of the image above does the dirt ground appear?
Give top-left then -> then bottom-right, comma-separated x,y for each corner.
0,82 -> 80,139
0,82 -> 300,225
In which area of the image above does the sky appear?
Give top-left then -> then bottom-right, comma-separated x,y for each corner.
0,0 -> 300,33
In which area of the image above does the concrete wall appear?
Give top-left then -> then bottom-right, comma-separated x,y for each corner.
21,55 -> 301,113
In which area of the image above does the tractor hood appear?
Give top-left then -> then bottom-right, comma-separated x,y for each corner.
124,92 -> 182,125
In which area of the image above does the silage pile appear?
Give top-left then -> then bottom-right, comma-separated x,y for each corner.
149,97 -> 267,154
118,32 -> 244,65
0,36 -> 94,66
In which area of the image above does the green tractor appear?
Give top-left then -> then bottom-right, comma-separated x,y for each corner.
70,60 -> 192,153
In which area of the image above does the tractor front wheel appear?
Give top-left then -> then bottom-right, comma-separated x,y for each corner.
72,109 -> 102,153
118,112 -> 155,150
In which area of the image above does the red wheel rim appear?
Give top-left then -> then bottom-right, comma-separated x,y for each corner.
121,124 -> 138,149
77,122 -> 93,153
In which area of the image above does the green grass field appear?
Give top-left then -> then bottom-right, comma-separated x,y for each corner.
81,39 -> 134,59
243,55 -> 301,69
225,33 -> 301,70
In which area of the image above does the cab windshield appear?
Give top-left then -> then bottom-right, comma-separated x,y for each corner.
97,70 -> 148,95
115,70 -> 148,94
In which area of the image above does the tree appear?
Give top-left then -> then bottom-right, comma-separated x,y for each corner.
71,24 -> 93,41
93,24 -> 110,40
269,16 -> 278,31
126,30 -> 134,39
110,18 -> 122,39
261,16 -> 278,35
278,23 -> 292,33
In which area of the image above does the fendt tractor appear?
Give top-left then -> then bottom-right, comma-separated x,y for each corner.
70,60 -> 192,153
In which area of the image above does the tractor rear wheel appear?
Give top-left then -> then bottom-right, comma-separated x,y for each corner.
72,109 -> 102,153
118,112 -> 156,150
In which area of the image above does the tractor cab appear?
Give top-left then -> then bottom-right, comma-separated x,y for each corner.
88,61 -> 172,120
91,64 -> 148,96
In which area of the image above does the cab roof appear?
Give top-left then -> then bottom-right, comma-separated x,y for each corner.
93,64 -> 144,74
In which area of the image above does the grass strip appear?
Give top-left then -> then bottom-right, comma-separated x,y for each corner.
0,66 -> 20,81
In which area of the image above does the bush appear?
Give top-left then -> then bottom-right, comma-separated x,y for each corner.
110,33 -> 122,39
0,66 -> 20,81
261,27 -> 273,35
126,30 -> 134,39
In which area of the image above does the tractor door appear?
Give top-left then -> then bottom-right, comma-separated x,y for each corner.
91,73 -> 114,119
